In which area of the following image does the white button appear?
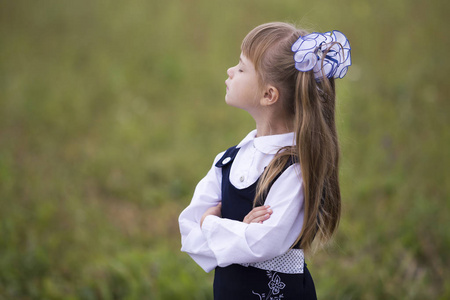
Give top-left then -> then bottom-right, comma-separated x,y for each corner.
222,157 -> 231,164
240,176 -> 245,182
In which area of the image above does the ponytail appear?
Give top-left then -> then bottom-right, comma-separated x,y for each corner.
291,69 -> 341,252
243,22 -> 342,253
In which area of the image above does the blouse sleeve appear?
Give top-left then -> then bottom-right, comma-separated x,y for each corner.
178,152 -> 224,272
201,164 -> 304,267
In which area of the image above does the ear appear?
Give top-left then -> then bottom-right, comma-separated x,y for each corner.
260,85 -> 279,106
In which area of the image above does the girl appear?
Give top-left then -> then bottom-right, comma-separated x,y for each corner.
179,22 -> 351,299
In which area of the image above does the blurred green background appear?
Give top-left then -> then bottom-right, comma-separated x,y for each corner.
1,0 -> 449,299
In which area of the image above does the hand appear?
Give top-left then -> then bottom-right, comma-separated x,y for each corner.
200,203 -> 222,227
243,205 -> 273,224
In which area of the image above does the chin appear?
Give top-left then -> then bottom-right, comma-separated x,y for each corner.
225,99 -> 237,108
224,95 -> 234,106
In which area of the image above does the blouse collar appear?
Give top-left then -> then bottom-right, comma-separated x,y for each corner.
237,129 -> 296,154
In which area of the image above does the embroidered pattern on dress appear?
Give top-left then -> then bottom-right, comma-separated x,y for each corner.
252,271 -> 286,300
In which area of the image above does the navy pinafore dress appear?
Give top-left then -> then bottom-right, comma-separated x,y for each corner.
213,146 -> 317,300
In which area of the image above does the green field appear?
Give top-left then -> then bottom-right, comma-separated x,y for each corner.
1,0 -> 449,299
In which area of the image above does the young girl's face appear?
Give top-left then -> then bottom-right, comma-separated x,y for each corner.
225,54 -> 262,113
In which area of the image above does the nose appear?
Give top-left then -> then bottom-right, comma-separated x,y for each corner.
227,67 -> 234,78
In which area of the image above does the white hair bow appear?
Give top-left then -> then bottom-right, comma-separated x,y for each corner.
291,30 -> 352,80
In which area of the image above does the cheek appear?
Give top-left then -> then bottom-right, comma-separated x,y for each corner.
244,78 -> 261,96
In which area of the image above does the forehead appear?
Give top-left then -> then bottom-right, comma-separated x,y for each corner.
239,53 -> 253,65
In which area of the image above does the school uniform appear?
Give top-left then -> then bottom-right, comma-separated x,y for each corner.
179,130 -> 317,299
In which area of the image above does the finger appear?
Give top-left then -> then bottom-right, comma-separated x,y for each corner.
246,206 -> 271,218
251,205 -> 270,212
243,206 -> 272,224
245,209 -> 272,224
250,207 -> 272,219
249,213 -> 272,224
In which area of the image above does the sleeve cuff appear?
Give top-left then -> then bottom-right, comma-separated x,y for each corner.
201,215 -> 220,236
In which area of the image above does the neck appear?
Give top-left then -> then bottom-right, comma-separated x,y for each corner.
252,109 -> 294,137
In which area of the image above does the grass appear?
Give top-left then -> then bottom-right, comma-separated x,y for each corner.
0,0 -> 449,299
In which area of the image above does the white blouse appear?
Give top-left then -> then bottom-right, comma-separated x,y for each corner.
178,130 -> 305,273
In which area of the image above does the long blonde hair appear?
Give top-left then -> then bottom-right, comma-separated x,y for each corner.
242,22 -> 341,253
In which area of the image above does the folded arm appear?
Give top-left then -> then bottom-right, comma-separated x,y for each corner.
201,164 -> 304,267
178,153 -> 224,272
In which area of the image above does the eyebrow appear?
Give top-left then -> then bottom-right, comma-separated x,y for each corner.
239,57 -> 245,65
